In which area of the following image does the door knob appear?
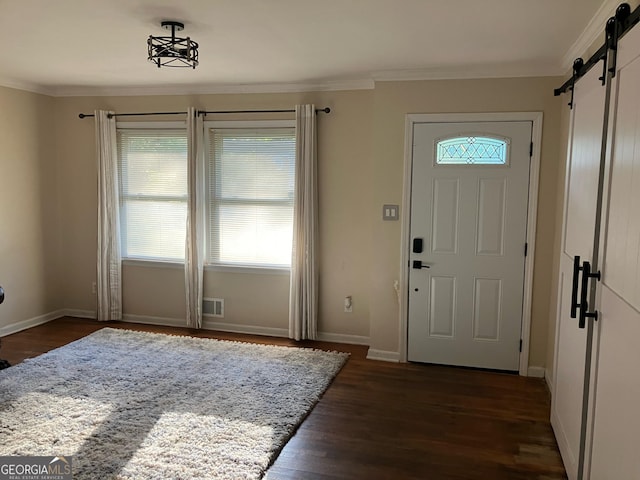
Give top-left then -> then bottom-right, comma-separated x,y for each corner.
412,260 -> 430,269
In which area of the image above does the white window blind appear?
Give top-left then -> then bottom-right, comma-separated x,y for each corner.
208,127 -> 295,267
117,129 -> 188,261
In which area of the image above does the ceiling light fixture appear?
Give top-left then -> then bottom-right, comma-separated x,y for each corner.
148,21 -> 199,69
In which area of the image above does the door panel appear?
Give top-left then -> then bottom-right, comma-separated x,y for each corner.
429,276 -> 456,337
552,259 -> 590,477
431,178 -> 459,254
407,121 -> 531,371
472,278 -> 502,340
589,287 -> 640,479
476,178 -> 506,255
602,50 -> 640,309
588,25 -> 640,479
551,66 -> 607,480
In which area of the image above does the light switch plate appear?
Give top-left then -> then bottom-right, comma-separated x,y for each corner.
383,204 -> 399,221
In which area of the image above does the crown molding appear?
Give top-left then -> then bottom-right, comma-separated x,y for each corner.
49,78 -> 375,97
561,0 -> 621,72
0,77 -> 54,96
372,63 -> 564,82
0,61 -> 571,99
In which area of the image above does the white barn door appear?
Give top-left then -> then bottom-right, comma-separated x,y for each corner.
587,24 -> 640,479
551,66 -> 608,480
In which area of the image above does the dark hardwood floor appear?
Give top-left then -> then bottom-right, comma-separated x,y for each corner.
0,317 -> 567,480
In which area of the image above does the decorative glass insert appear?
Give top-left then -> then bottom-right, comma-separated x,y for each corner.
436,136 -> 508,165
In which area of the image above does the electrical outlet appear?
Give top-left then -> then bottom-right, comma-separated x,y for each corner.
344,296 -> 353,313
92,282 -> 96,295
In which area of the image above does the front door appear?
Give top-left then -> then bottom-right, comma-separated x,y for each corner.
407,121 -> 532,370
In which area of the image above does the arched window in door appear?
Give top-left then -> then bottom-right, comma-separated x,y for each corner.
436,135 -> 509,165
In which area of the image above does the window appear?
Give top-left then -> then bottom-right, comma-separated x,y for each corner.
206,122 -> 295,268
436,135 -> 509,165
115,120 -> 296,269
117,126 -> 188,262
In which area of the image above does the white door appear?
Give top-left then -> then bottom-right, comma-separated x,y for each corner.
407,121 -> 532,370
551,67 -> 608,480
587,25 -> 640,479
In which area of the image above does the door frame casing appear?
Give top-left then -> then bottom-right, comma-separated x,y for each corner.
399,112 -> 543,376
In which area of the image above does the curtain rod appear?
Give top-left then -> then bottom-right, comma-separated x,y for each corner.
78,107 -> 331,119
79,111 -> 185,119
554,2 -> 640,102
199,107 -> 330,115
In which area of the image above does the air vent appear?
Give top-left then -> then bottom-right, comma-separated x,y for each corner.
203,298 -> 224,318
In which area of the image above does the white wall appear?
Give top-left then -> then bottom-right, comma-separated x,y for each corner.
0,86 -> 61,334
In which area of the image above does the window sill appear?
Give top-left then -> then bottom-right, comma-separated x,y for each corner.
122,259 -> 184,269
205,264 -> 290,276
121,259 -> 290,276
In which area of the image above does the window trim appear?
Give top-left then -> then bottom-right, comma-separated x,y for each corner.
205,264 -> 290,275
121,259 -> 289,275
114,120 -> 296,269
204,119 -> 296,269
122,258 -> 184,269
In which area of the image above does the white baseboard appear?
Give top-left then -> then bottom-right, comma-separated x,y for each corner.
366,348 -> 400,362
63,309 -> 96,319
0,309 -> 66,337
122,313 -> 184,328
545,368 -> 553,395
1,308 -> 369,348
527,366 -> 546,378
316,332 -> 370,346
122,314 -> 369,343
202,319 -> 288,338
121,314 -> 290,338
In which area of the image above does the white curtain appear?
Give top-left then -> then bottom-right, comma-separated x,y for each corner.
185,107 -> 205,328
289,104 -> 319,340
95,110 -> 122,321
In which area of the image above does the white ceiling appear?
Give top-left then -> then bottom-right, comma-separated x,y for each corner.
0,0 -> 611,96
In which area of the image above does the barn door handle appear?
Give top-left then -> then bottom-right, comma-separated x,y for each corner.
579,261 -> 601,329
570,256 -> 581,318
412,260 -> 430,269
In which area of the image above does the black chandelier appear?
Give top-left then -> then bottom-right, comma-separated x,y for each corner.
147,21 -> 199,69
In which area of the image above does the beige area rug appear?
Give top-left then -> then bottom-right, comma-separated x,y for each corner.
0,328 -> 348,479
